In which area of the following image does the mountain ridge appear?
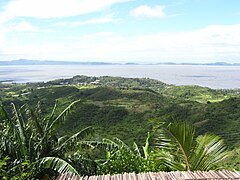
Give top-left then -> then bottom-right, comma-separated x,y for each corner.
1,59 -> 240,66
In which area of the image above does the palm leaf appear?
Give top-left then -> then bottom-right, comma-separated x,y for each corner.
132,142 -> 141,157
28,107 -> 44,137
156,121 -> 195,170
112,137 -> 130,150
44,103 -> 57,132
11,103 -> 28,159
143,132 -> 150,159
153,149 -> 185,170
56,126 -> 94,152
39,157 -> 79,175
47,100 -> 81,132
35,100 -> 81,155
102,138 -> 121,149
191,134 -> 228,170
155,121 -> 228,171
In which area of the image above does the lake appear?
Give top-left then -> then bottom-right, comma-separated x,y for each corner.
1,65 -> 240,89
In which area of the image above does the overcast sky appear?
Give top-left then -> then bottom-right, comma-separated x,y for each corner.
0,0 -> 240,63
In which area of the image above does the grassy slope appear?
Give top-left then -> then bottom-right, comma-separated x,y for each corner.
1,76 -> 240,170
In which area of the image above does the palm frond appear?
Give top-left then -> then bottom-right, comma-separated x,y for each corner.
28,107 -> 44,137
56,126 -> 94,152
132,142 -> 141,156
11,103 -> 29,159
47,100 -> 81,132
44,103 -> 57,132
156,121 -> 195,170
102,138 -> 121,149
191,134 -> 229,170
0,106 -> 6,118
112,137 -> 130,150
143,132 -> 150,159
153,149 -> 185,170
39,157 -> 79,175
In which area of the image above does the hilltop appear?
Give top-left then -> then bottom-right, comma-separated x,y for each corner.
1,75 -> 240,170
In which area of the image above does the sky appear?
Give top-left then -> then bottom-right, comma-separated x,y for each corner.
0,0 -> 240,63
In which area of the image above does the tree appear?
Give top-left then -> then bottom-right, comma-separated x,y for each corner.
0,100 -> 94,179
155,121 -> 229,171
97,133 -> 167,175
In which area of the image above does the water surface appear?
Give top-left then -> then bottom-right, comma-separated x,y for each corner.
1,65 -> 240,89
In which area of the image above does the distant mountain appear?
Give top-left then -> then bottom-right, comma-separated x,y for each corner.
0,59 -> 116,66
155,62 -> 240,66
0,59 -> 240,66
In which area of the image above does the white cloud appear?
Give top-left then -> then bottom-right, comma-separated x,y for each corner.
12,21 -> 39,32
54,16 -> 121,27
1,24 -> 240,62
130,5 -> 165,18
0,24 -> 8,50
2,0 -> 130,19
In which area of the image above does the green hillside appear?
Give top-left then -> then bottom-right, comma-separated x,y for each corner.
1,76 -> 240,171
1,76 -> 240,144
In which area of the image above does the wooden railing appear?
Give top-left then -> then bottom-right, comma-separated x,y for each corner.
57,170 -> 240,180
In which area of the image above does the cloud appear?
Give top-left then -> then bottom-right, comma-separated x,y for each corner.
130,5 -> 166,18
1,24 -> 240,62
11,21 -> 39,32
54,16 -> 121,27
2,0 -> 130,19
0,23 -> 8,49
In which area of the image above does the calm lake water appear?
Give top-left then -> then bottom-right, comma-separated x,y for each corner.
1,65 -> 240,89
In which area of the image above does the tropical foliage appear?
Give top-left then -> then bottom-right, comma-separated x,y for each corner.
155,121 -> 228,171
97,133 -> 167,174
0,101 -> 94,179
0,101 -> 231,178
0,75 -> 238,177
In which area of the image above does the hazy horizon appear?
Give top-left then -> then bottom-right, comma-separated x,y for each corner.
1,59 -> 240,65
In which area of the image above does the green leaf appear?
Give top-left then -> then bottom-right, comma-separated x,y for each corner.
39,157 -> 79,175
47,100 -> 81,132
191,134 -> 229,170
143,132 -> 150,159
155,121 -> 228,171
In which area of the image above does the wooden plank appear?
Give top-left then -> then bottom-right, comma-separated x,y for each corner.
88,175 -> 95,180
225,170 -> 240,178
187,171 -> 198,180
180,171 -> 191,180
58,171 -> 240,180
175,171 -> 184,180
198,171 -> 209,179
177,172 -> 186,180
97,175 -> 102,180
217,171 -> 229,179
141,173 -> 147,180
171,172 -> 180,180
146,172 -> 154,180
154,172 -> 164,180
189,172 -> 201,180
153,172 -> 161,180
129,172 -> 138,180
104,174 -> 111,180
82,175 -> 89,180
137,173 -> 143,180
211,171 -> 223,179
144,173 -> 150,180
122,172 -> 129,180
194,171 -> 207,179
117,173 -> 123,180
149,172 -> 158,180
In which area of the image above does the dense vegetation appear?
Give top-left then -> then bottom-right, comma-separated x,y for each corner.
0,75 -> 240,178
